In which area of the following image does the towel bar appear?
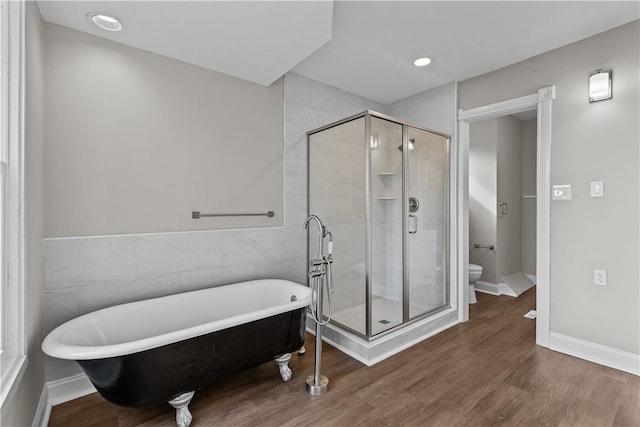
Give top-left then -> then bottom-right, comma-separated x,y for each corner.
192,211 -> 275,219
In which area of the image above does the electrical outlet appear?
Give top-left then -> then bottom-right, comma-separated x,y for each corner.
594,270 -> 607,286
552,184 -> 572,200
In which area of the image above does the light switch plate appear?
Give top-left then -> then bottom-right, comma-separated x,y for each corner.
590,181 -> 604,197
552,184 -> 572,200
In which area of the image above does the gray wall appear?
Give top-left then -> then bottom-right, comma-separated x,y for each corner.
1,2 -> 45,426
460,20 -> 639,354
496,115 -> 522,280
520,119 -> 537,276
44,24 -> 284,237
469,116 -> 536,284
469,119 -> 498,283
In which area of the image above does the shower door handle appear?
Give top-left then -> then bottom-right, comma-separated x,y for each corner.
409,215 -> 417,234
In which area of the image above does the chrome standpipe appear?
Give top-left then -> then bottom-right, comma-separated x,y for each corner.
306,267 -> 329,395
303,216 -> 333,395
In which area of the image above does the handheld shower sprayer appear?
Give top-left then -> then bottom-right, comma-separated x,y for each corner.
324,231 -> 334,294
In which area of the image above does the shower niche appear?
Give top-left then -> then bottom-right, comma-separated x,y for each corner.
308,111 -> 453,348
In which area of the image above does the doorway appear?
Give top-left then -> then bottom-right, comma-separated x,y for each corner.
469,112 -> 537,299
457,87 -> 555,348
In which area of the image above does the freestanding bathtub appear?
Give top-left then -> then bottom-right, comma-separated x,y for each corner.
42,279 -> 311,427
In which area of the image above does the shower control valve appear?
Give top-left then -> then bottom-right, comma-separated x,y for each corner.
308,259 -> 325,278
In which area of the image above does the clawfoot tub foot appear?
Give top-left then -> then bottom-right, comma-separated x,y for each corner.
168,391 -> 195,427
274,353 -> 293,382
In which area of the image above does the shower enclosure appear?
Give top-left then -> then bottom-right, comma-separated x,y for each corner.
308,111 -> 450,341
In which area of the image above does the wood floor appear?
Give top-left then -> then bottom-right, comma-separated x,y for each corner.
48,289 -> 640,426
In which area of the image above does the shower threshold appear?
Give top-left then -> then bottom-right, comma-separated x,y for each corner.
306,306 -> 459,366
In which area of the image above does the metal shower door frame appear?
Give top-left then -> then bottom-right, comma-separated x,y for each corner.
307,110 -> 451,340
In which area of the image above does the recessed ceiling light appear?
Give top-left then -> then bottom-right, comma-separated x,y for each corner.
89,13 -> 123,32
413,57 -> 432,67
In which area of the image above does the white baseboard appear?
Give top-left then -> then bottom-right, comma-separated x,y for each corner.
549,332 -> 639,376
474,280 -> 536,298
46,374 -> 97,406
47,373 -> 96,406
31,386 -> 50,427
32,373 -> 96,427
474,281 -> 501,296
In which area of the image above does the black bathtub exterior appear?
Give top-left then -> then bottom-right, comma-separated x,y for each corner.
77,307 -> 306,407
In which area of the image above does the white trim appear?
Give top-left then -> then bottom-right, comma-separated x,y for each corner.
474,280 -> 532,298
535,87 -> 555,348
308,309 -> 460,366
319,318 -> 459,367
0,0 -> 27,410
0,355 -> 27,411
549,332 -> 640,376
43,223 -> 286,242
456,86 -> 555,350
31,384 -> 50,427
455,88 -> 469,323
474,281 -> 501,296
47,373 -> 96,406
458,93 -> 539,122
30,374 -> 96,427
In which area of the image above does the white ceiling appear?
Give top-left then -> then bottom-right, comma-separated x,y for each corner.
38,1 -> 639,104
37,1 -> 334,86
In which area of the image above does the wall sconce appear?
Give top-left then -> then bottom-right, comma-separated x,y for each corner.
589,69 -> 612,102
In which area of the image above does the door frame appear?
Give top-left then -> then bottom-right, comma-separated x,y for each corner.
456,86 -> 555,348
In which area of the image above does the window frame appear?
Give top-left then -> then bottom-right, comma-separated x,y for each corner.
0,0 -> 27,410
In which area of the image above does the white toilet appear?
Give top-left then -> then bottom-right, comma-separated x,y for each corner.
468,263 -> 483,304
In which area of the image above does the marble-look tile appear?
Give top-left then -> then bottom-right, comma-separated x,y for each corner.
387,82 -> 456,136
179,266 -> 258,293
45,237 -> 136,290
45,355 -> 84,383
43,290 -> 79,335
75,273 -> 182,314
133,235 -> 182,277
134,232 -> 225,277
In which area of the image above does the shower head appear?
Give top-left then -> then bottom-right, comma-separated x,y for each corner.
397,138 -> 415,152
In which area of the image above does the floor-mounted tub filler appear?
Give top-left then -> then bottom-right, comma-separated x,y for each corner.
42,279 -> 311,427
304,214 -> 335,395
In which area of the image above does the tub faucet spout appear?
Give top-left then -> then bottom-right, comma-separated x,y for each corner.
303,214 -> 325,259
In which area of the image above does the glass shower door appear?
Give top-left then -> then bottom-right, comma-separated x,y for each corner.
406,127 -> 449,318
369,117 -> 403,335
308,117 -> 367,335
308,111 -> 450,340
